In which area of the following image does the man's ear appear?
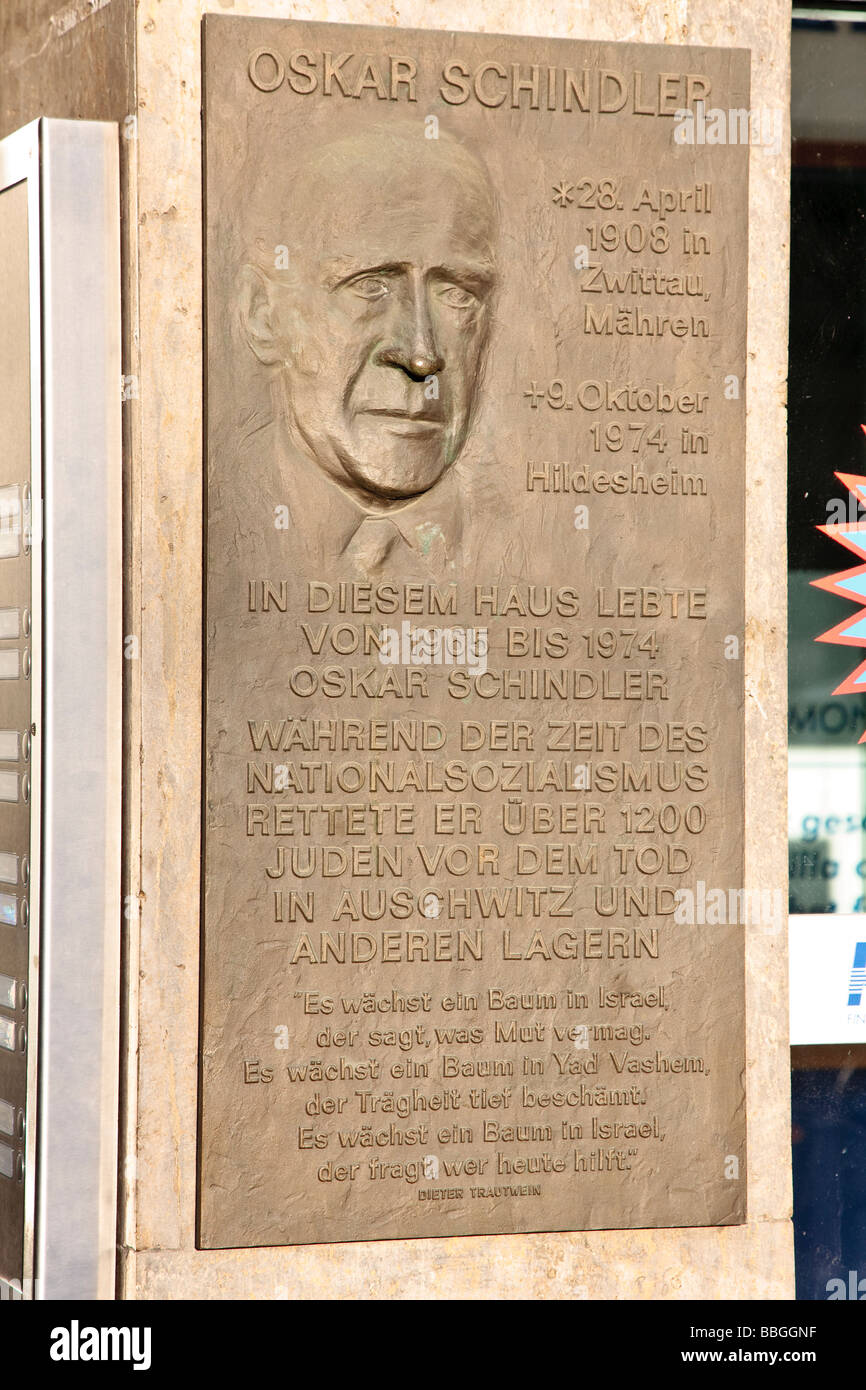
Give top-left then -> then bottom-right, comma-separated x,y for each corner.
237,264 -> 285,366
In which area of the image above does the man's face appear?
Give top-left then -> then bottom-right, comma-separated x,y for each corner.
259,140 -> 496,502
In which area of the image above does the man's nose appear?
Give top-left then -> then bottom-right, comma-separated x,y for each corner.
375,277 -> 445,380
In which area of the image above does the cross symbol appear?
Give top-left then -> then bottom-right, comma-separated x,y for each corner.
523,381 -> 546,408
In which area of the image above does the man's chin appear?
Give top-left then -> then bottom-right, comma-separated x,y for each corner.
337,445 -> 453,502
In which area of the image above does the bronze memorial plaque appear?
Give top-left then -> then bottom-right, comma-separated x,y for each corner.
199,16 -> 750,1247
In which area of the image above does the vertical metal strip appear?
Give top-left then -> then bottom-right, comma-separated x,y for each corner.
0,119 -> 42,1298
36,118 -> 122,1301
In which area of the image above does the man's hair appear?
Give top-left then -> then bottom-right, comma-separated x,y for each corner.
234,120 -> 498,278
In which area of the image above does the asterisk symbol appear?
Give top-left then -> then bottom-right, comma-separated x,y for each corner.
552,181 -> 574,208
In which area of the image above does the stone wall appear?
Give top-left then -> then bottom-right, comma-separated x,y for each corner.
124,0 -> 792,1300
1,0 -> 794,1299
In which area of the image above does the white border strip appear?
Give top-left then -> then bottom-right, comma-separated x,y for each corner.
0,118 -> 43,1301
36,118 -> 121,1301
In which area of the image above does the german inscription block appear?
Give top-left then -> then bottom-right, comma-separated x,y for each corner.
199,16 -> 750,1247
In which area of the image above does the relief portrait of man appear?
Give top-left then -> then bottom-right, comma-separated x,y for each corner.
232,122 -> 503,581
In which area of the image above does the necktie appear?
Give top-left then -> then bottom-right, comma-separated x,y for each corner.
343,517 -> 404,577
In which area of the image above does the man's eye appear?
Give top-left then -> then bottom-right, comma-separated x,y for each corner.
437,284 -> 477,309
349,276 -> 390,301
